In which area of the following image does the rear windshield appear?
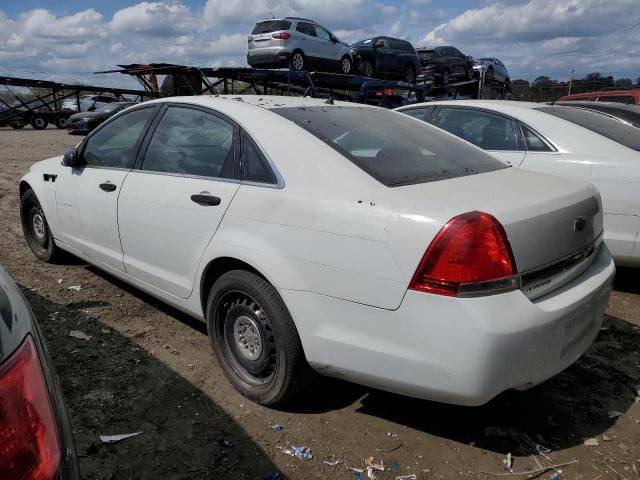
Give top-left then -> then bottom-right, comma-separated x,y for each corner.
252,20 -> 292,34
417,50 -> 436,59
273,106 -> 507,187
536,106 -> 640,151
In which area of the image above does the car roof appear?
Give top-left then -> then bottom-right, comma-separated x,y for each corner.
147,95 -> 365,110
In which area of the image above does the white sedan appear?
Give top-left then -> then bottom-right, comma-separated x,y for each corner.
20,96 -> 614,406
396,100 -> 640,267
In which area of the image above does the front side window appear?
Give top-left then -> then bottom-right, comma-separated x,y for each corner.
314,25 -> 331,41
142,107 -> 236,178
82,107 -> 154,168
401,106 -> 435,120
432,108 -> 520,151
273,106 -> 506,187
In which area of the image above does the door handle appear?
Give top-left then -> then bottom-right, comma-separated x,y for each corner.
191,194 -> 221,206
99,182 -> 117,192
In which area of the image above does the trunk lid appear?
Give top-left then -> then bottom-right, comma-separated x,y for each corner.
387,167 -> 602,299
249,20 -> 292,50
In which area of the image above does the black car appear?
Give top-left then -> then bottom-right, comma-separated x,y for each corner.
553,101 -> 640,129
0,266 -> 80,480
416,46 -> 474,85
351,36 -> 420,83
67,101 -> 136,134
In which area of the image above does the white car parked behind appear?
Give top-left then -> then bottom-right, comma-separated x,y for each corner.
396,100 -> 640,267
20,96 -> 614,406
62,95 -> 120,113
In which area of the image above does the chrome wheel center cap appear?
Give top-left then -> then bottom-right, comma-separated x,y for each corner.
32,214 -> 45,239
233,315 -> 263,360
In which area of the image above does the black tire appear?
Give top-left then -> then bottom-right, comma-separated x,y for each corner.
442,69 -> 451,85
30,115 -> 48,130
339,55 -> 353,75
464,65 -> 473,80
504,78 -> 511,92
207,270 -> 313,405
20,189 -> 61,262
485,66 -> 494,83
54,115 -> 69,129
361,59 -> 374,78
10,123 -> 24,129
403,65 -> 416,83
289,50 -> 306,71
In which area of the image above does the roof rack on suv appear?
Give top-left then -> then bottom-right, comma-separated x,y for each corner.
283,16 -> 316,23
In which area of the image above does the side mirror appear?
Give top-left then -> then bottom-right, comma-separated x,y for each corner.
374,40 -> 385,49
62,147 -> 82,168
330,34 -> 337,43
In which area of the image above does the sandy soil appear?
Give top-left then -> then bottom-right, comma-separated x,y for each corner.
1,125 -> 639,480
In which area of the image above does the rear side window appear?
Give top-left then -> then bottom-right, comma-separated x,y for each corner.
273,106 -> 506,187
142,107 -> 236,178
596,95 -> 637,105
242,135 -> 277,184
296,22 -> 317,37
252,20 -> 291,34
432,107 -> 520,151
521,125 -> 553,152
536,106 -> 640,151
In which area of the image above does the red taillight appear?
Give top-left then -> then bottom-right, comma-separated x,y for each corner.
247,36 -> 253,43
272,32 -> 291,40
409,211 -> 518,297
0,336 -> 61,480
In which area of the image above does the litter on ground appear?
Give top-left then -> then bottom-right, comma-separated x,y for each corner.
99,432 -> 142,444
69,330 -> 92,341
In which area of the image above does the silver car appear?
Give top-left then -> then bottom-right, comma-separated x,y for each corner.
474,57 -> 510,85
247,17 -> 354,74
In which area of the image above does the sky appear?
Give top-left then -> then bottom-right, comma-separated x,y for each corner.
0,0 -> 639,90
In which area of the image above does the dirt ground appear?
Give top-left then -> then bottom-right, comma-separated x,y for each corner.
1,126 -> 639,480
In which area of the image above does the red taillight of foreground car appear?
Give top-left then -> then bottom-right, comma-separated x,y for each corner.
0,336 -> 61,480
409,211 -> 519,297
272,32 -> 291,40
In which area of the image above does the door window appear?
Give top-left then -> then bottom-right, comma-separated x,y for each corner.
433,108 -> 520,151
296,22 -> 317,37
142,106 -> 236,179
82,107 -> 154,169
242,135 -> 277,184
401,106 -> 435,120
313,25 -> 331,41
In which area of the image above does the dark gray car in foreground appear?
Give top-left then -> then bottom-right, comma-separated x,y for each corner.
0,266 -> 80,480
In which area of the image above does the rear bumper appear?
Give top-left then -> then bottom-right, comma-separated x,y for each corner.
66,121 -> 91,134
247,48 -> 291,68
283,242 -> 614,405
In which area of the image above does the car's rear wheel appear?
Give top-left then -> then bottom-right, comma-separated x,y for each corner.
485,66 -> 494,83
207,270 -> 313,405
403,65 -> 416,83
361,59 -> 374,78
30,115 -> 48,130
20,189 -> 61,262
290,51 -> 306,71
339,56 -> 352,75
10,123 -> 24,129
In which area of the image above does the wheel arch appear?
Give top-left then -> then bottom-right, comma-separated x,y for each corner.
199,256 -> 272,317
19,180 -> 33,199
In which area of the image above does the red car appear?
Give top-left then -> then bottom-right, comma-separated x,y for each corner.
558,89 -> 640,105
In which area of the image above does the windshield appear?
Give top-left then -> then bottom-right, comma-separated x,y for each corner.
536,106 -> 640,151
417,50 -> 436,59
251,20 -> 291,34
273,106 -> 507,187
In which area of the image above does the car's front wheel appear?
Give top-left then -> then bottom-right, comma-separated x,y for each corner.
20,189 -> 61,262
442,69 -> 451,85
207,270 -> 313,405
289,51 -> 306,71
361,59 -> 374,78
339,56 -> 352,75
485,66 -> 494,83
403,65 -> 416,83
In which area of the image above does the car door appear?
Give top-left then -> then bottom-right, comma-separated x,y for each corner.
430,106 -> 525,165
295,22 -> 319,63
117,104 -> 241,299
448,47 -> 465,76
313,24 -> 338,65
374,38 -> 392,75
386,39 -> 404,75
55,106 -> 158,271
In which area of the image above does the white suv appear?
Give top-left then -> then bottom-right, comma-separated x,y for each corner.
62,95 -> 119,113
247,17 -> 354,74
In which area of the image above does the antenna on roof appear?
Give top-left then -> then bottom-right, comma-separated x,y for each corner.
270,11 -> 275,19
